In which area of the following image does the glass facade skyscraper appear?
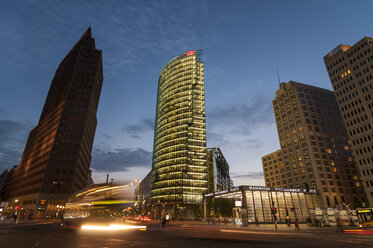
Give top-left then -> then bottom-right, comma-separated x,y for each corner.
151,50 -> 207,209
2,27 -> 103,218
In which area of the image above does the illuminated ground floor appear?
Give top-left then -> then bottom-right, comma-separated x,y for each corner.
151,202 -> 204,220
1,193 -> 67,220
203,185 -> 321,224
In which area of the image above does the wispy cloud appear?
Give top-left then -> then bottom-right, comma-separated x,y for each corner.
207,131 -> 230,147
121,117 -> 154,139
207,97 -> 274,139
91,147 -> 152,172
230,171 -> 264,180
0,119 -> 32,171
102,134 -> 115,141
0,0 -> 223,76
204,65 -> 227,85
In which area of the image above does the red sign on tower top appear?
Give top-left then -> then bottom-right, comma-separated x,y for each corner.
186,50 -> 195,56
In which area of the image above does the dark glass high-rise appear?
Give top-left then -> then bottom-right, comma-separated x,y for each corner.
3,27 -> 103,219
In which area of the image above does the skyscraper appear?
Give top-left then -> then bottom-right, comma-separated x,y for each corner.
262,81 -> 365,208
151,50 -> 207,218
324,37 -> 373,206
3,27 -> 103,218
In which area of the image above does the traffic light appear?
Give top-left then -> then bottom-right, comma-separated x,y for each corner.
271,207 -> 277,215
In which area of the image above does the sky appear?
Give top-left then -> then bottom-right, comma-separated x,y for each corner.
0,0 -> 372,186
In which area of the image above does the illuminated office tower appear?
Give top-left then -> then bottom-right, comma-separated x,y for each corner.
3,27 -> 103,218
151,50 -> 207,217
324,37 -> 373,206
262,81 -> 365,208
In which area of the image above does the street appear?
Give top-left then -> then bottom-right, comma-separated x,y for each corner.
1,221 -> 373,248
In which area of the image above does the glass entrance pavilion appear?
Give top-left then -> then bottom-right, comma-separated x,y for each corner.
203,185 -> 321,224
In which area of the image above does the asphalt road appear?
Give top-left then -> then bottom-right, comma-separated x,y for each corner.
1,221 -> 373,248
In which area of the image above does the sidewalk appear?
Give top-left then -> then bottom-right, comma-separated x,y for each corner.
148,220 -> 347,233
0,219 -> 61,227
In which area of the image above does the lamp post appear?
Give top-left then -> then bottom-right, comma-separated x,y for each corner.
268,182 -> 278,230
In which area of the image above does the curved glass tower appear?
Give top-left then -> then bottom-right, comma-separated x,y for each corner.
151,50 -> 207,208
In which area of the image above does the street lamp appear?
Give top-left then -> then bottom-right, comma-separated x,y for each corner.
268,181 -> 278,230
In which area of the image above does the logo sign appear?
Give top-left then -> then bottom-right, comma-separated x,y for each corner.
248,186 -> 270,191
357,209 -> 372,213
215,190 -> 228,195
186,50 -> 195,56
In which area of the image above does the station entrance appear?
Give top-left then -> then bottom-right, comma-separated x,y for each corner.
203,185 -> 321,225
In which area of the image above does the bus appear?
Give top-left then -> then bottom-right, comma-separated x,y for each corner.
62,183 -> 146,231
356,208 -> 373,228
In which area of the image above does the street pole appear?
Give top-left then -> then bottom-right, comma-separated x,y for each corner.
269,190 -> 278,230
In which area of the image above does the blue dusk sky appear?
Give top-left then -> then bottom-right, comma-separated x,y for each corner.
0,0 -> 372,185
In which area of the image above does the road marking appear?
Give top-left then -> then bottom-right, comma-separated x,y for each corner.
220,229 -> 312,236
34,232 -> 55,246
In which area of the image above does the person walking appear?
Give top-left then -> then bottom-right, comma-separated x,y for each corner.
294,219 -> 299,230
286,216 -> 291,227
162,216 -> 167,227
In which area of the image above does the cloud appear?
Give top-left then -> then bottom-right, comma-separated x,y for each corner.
0,0 -> 223,75
102,134 -> 115,140
122,117 -> 154,139
204,65 -> 227,85
206,131 -> 230,147
230,171 -> 264,180
91,147 -> 152,172
0,119 -> 153,173
0,119 -> 32,171
236,139 -> 263,150
207,97 -> 274,138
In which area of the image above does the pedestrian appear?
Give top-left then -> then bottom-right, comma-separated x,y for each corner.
286,216 -> 290,227
294,219 -> 299,230
162,216 -> 166,227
